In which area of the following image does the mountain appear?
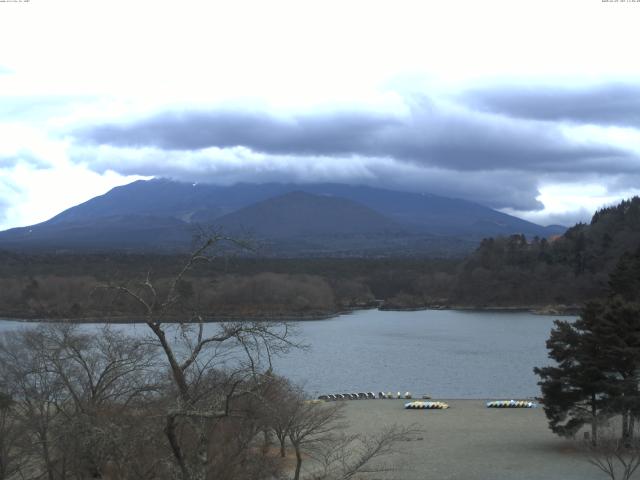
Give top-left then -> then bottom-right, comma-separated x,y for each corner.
0,215 -> 192,252
0,179 -> 565,255
294,184 -> 565,238
43,179 -> 563,237
216,191 -> 401,238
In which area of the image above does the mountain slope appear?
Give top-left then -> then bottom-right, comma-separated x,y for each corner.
216,191 -> 402,238
0,179 -> 565,254
0,215 -> 191,251
41,178 -> 562,236
297,184 -> 564,237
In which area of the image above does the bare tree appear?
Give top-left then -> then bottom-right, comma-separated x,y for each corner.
0,392 -> 26,480
287,400 -> 345,480
584,423 -> 640,480
104,233 -> 299,480
35,324 -> 159,415
261,374 -> 299,458
283,394 -> 417,480
0,328 -> 67,480
43,324 -> 160,479
309,425 -> 418,480
0,324 -> 163,480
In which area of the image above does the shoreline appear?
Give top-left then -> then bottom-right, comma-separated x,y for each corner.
380,304 -> 580,315
0,304 -> 580,323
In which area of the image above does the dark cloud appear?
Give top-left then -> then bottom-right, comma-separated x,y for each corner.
70,142 -> 549,211
71,94 -> 640,217
77,101 -> 632,174
464,84 -> 640,127
81,110 -> 399,155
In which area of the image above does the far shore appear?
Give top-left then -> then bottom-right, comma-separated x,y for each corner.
0,304 -> 581,324
380,304 -> 580,315
0,304 -> 580,324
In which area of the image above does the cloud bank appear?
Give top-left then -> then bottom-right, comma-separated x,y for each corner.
72,92 -> 639,216
465,84 -> 640,127
79,102 -> 629,173
2,1 -> 639,231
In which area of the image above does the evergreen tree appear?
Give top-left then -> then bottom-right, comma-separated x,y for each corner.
588,298 -> 640,444
609,247 -> 640,302
535,248 -> 640,445
534,312 -> 610,444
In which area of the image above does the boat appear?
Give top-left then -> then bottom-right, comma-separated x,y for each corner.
404,401 -> 449,409
486,400 -> 537,408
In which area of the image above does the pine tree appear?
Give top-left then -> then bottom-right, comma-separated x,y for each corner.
588,298 -> 640,444
535,247 -> 640,445
609,247 -> 640,302
534,311 -> 610,444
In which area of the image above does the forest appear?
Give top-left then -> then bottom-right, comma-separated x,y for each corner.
0,197 -> 638,320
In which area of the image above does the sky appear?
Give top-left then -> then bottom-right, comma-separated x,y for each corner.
0,0 -> 639,230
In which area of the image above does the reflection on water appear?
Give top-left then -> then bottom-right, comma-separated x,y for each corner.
0,309 -> 572,399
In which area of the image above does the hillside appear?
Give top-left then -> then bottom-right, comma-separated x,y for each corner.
440,197 -> 640,308
216,191 -> 402,238
0,215 -> 192,252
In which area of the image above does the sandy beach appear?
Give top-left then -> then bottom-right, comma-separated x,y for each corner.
333,399 -> 605,480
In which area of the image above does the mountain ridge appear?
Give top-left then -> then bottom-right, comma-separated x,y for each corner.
0,179 -> 566,255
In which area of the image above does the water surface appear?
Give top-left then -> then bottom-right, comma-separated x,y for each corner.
0,309 -> 571,398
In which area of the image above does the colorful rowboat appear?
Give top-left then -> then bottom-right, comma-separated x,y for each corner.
486,400 -> 537,408
404,401 -> 449,409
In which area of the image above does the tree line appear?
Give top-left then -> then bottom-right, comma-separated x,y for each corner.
451,197 -> 640,308
0,196 -> 638,319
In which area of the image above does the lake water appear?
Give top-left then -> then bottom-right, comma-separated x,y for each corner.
0,309 -> 571,399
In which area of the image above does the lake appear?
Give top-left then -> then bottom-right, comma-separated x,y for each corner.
0,309 -> 571,399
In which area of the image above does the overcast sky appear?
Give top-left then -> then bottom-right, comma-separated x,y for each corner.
1,0 -> 639,230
